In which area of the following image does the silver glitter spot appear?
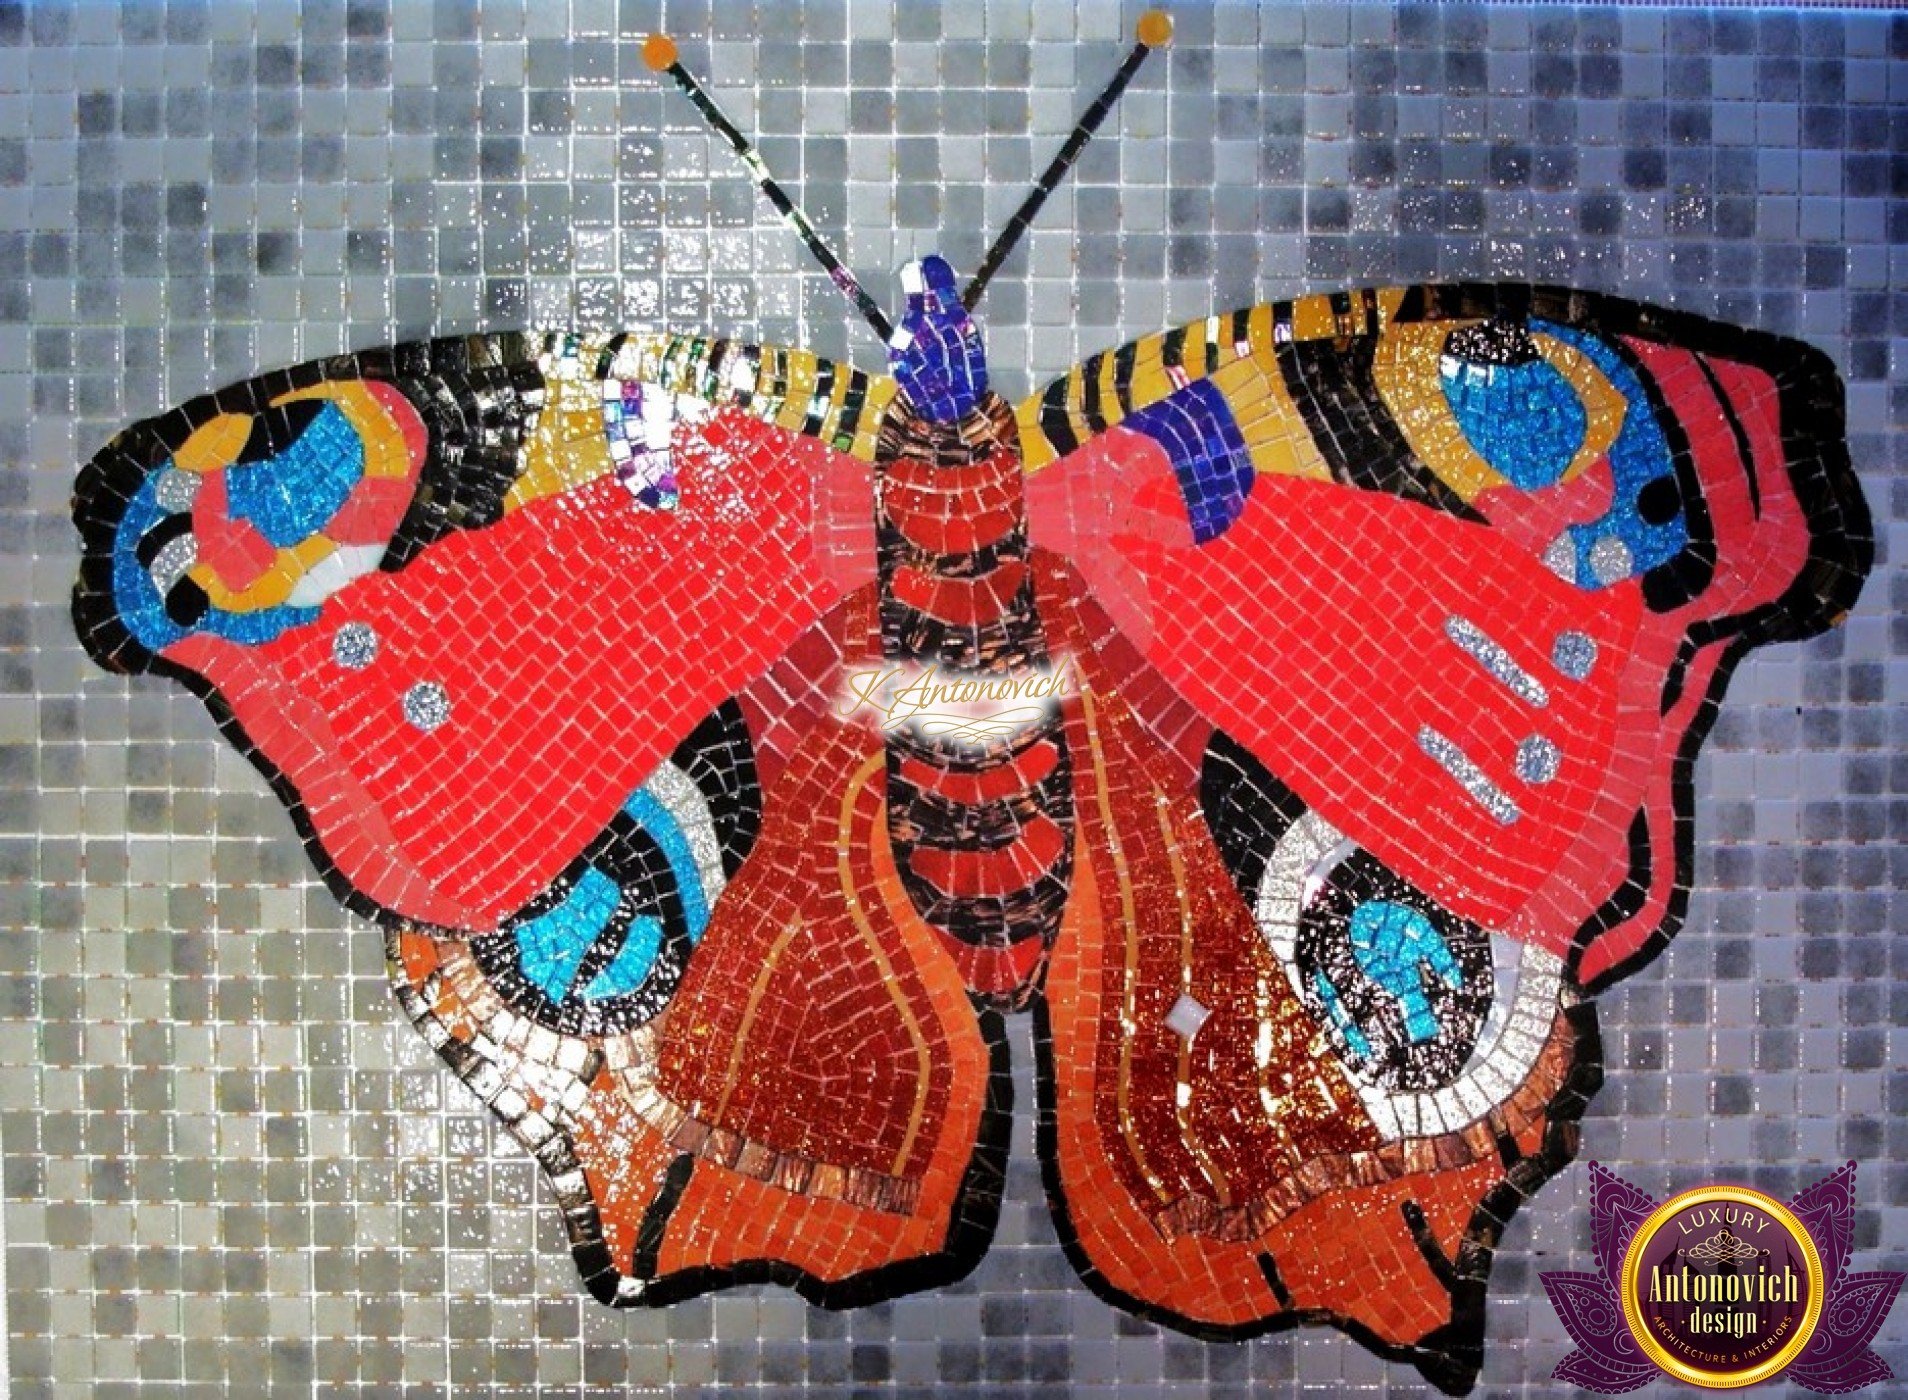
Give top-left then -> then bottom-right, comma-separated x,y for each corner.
1417,726 -> 1520,825
1540,534 -> 1576,582
1551,631 -> 1598,681
153,468 -> 201,512
402,681 -> 451,733
333,622 -> 379,671
1515,735 -> 1561,785
147,533 -> 198,593
1588,534 -> 1633,586
1443,616 -> 1548,708
1165,993 -> 1210,1041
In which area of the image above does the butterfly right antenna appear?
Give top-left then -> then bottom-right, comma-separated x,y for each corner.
962,10 -> 1173,311
645,33 -> 896,344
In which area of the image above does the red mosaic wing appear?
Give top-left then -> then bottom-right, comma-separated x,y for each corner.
73,332 -> 886,930
71,334 -> 1025,1307
1023,284 -> 1869,992
1016,283 -> 1869,1385
1014,552 -> 1594,1390
388,591 -> 1011,1305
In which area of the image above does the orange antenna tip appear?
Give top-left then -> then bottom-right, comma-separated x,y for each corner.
642,34 -> 679,72
1136,10 -> 1172,47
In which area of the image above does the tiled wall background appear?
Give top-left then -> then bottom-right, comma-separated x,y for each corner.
1,0 -> 1903,1395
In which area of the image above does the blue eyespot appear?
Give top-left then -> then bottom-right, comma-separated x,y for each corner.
1531,320 -> 1689,590
225,401 -> 365,547
516,865 -> 627,1002
1440,349 -> 1587,492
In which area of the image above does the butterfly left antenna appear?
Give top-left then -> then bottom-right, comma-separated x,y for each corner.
644,34 -> 896,344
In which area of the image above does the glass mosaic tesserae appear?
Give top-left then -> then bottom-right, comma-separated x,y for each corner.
51,3 -> 1884,1395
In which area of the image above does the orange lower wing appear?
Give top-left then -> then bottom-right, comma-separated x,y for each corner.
1034,558 -> 1598,1393
643,707 -> 1005,1301
391,598 -> 1005,1307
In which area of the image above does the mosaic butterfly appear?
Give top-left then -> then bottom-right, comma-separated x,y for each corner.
70,16 -> 1872,1394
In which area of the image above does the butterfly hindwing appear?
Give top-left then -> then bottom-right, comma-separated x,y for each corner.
1029,551 -> 1597,1393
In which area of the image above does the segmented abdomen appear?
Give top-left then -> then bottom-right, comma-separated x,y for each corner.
874,393 -> 1074,1006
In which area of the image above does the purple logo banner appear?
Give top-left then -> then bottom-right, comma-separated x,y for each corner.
1542,1162 -> 1903,1392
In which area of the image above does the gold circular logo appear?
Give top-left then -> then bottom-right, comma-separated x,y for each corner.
1619,1185 -> 1825,1388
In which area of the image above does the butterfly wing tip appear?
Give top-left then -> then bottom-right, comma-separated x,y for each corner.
1407,1322 -> 1484,1397
580,1256 -> 648,1308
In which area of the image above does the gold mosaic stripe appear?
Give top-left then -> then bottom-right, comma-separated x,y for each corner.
1018,291 -> 1406,472
1078,687 -> 1173,1206
1149,996 -> 1583,1244
592,331 -> 894,462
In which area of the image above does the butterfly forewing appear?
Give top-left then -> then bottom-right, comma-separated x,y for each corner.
74,330 -> 890,930
1022,283 -> 1869,990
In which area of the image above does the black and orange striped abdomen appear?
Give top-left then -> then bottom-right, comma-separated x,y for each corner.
874,393 -> 1074,1006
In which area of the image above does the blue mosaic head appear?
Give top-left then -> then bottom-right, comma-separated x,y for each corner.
887,255 -> 989,422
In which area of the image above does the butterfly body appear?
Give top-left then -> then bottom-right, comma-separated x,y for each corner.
75,257 -> 1870,1390
866,256 -> 1075,1004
